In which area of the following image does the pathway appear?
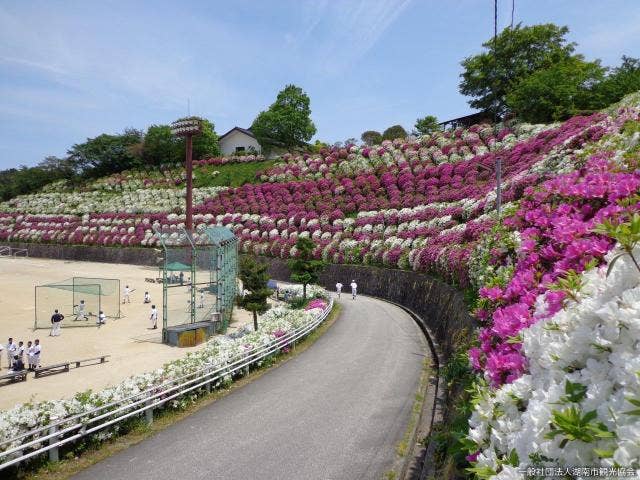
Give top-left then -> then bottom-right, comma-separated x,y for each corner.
73,295 -> 429,480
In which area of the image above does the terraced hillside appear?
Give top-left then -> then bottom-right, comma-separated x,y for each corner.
2,92 -> 640,477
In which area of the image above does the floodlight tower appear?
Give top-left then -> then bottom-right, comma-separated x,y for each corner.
171,117 -> 203,232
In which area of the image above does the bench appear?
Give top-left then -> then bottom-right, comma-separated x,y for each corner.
0,370 -> 28,385
34,362 -> 70,378
145,277 -> 156,283
73,355 -> 110,368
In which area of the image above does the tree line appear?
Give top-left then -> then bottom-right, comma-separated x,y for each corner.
0,119 -> 220,201
360,23 -> 640,144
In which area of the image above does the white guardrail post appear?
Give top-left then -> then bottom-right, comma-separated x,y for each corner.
48,419 -> 59,463
145,395 -> 154,425
0,299 -> 332,471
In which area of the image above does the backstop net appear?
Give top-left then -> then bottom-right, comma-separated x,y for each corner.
154,225 -> 237,342
34,277 -> 120,329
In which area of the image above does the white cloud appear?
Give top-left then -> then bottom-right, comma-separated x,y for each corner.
294,0 -> 413,75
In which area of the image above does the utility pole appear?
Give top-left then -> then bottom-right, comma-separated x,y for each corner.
493,0 -> 502,218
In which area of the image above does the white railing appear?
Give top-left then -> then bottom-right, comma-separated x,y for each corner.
0,299 -> 333,471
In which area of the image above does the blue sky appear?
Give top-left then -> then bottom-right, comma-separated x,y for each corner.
1,0 -> 639,169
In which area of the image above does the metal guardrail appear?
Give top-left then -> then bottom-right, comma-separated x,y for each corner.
0,299 -> 333,471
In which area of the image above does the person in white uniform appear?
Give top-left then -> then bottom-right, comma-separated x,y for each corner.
123,285 -> 131,304
150,305 -> 158,329
6,338 -> 16,368
336,282 -> 343,298
350,280 -> 358,300
17,341 -> 25,364
26,341 -> 35,371
97,310 -> 106,327
33,339 -> 41,369
199,290 -> 205,308
75,299 -> 87,321
143,291 -> 151,304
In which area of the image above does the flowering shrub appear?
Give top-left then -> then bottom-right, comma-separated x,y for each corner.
467,246 -> 640,477
0,294 -> 329,459
258,123 -> 548,183
304,298 -> 328,311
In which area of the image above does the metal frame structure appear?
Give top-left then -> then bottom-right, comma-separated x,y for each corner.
33,277 -> 121,329
0,300 -> 332,471
154,225 -> 238,343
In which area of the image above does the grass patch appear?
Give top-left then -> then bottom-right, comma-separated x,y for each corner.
193,160 -> 277,188
426,328 -> 476,480
12,304 -> 341,480
395,358 -> 432,459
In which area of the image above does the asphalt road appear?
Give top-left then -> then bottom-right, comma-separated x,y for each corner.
73,295 -> 428,480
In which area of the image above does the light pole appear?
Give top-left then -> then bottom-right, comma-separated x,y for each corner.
171,117 -> 202,232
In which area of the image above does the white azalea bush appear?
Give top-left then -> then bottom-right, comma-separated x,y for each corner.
0,186 -> 228,215
467,246 -> 640,478
0,292 -> 330,461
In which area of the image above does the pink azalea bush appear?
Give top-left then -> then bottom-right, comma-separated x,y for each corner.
470,154 -> 640,386
305,298 -> 328,311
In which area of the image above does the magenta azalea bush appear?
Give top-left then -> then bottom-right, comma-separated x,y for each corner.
1,90 -> 640,476
470,155 -> 640,387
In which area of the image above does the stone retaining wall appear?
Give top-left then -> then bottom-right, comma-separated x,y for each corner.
258,257 -> 474,360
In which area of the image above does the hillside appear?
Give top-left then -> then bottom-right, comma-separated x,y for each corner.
1,92 -> 640,476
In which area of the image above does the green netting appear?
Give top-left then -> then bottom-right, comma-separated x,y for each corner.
34,277 -> 121,329
44,282 -> 102,296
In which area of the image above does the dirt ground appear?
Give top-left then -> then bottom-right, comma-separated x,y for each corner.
0,257 -> 257,411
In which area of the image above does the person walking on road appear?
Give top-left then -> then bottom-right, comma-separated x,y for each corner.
335,282 -> 343,298
50,309 -> 64,336
350,280 -> 358,300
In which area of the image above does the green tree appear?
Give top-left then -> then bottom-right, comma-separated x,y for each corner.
593,56 -> 640,106
237,256 -> 272,331
251,84 -> 317,151
288,237 -> 325,300
382,125 -> 407,141
67,128 -> 144,178
361,130 -> 383,146
142,125 -> 180,165
460,23 -> 577,116
507,57 -> 606,122
414,115 -> 441,136
191,118 -> 220,159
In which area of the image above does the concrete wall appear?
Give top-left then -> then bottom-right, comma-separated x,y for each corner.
1,241 -> 474,359
219,130 -> 261,156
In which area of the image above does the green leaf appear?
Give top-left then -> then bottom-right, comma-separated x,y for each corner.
561,380 -> 587,403
593,448 -> 614,458
465,465 -> 497,479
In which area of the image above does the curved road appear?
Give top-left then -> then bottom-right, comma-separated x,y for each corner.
73,295 -> 428,480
